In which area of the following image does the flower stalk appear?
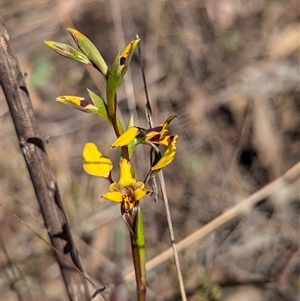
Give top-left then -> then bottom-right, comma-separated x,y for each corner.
45,29 -> 178,301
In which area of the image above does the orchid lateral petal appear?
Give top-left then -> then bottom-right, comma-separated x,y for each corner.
67,28 -> 108,76
44,41 -> 91,65
83,143 -> 113,177
134,188 -> 152,201
109,127 -> 139,149
101,191 -> 123,203
151,135 -> 178,171
56,95 -> 98,113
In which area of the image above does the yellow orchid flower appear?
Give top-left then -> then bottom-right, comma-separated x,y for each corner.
144,115 -> 177,146
83,144 -> 151,211
102,159 -> 152,212
109,116 -> 177,148
151,135 -> 178,171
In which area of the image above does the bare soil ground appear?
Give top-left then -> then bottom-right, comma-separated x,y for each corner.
1,1 -> 299,300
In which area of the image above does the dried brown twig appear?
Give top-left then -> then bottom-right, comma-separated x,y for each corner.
0,18 -> 89,301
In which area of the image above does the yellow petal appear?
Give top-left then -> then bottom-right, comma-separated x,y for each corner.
118,159 -> 136,187
83,143 -> 113,177
151,135 -> 178,171
110,127 -> 139,149
134,188 -> 152,201
157,135 -> 173,146
101,191 -> 123,203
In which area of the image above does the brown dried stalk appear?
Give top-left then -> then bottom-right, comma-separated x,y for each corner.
0,18 -> 89,301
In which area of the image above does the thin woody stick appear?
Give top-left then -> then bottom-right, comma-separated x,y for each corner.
0,18 -> 89,301
137,40 -> 188,301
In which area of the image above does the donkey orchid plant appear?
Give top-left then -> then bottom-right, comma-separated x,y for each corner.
45,28 -> 178,300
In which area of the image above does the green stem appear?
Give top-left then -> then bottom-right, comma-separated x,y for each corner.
122,145 -> 129,161
111,94 -> 120,136
110,94 -> 129,160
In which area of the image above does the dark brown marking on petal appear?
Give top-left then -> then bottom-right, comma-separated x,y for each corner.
148,133 -> 161,142
120,56 -> 126,66
145,125 -> 163,134
80,98 -> 93,107
167,136 -> 174,145
122,187 -> 137,212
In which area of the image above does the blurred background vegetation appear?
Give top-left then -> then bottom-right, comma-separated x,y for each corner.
1,0 -> 299,300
